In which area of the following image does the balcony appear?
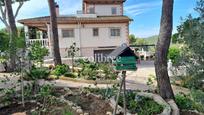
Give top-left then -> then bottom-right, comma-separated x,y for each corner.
27,39 -> 49,47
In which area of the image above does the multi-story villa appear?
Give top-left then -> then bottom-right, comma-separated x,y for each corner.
18,0 -> 132,59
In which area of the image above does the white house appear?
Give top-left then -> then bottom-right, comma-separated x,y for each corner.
18,0 -> 132,59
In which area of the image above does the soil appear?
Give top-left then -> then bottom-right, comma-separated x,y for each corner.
0,102 -> 39,115
181,111 -> 201,115
51,87 -> 68,97
0,101 -> 78,115
65,93 -> 113,115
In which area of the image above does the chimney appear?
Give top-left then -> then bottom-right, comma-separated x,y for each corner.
55,2 -> 59,16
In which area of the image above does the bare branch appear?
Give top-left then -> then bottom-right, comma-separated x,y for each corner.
0,5 -> 9,28
0,15 -> 9,29
0,5 -> 6,19
15,2 -> 23,19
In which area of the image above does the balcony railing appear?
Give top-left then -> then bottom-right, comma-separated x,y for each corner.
27,39 -> 49,47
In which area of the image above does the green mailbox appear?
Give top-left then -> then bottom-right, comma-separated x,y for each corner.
108,44 -> 138,71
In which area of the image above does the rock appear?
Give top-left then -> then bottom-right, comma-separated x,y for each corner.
76,106 -> 81,109
72,106 -> 77,111
76,108 -> 83,114
68,101 -> 74,106
84,113 -> 89,115
12,112 -> 26,115
96,95 -> 103,99
64,87 -> 70,91
86,93 -> 91,97
106,111 -> 112,115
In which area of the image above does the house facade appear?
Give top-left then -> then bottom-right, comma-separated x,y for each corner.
18,0 -> 132,59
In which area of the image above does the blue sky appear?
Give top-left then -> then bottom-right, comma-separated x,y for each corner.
0,0 -> 198,38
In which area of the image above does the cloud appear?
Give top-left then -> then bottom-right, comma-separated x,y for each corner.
124,1 -> 161,16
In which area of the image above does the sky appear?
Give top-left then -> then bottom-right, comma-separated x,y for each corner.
0,0 -> 199,38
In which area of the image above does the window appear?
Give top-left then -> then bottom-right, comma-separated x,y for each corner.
89,7 -> 95,14
110,28 -> 120,37
93,28 -> 99,36
111,7 -> 117,15
62,29 -> 74,38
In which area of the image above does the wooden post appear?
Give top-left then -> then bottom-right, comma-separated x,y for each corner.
113,71 -> 127,115
113,75 -> 124,115
122,71 -> 127,115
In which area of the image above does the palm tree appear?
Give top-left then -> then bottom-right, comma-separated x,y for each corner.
155,0 -> 175,99
48,0 -> 62,65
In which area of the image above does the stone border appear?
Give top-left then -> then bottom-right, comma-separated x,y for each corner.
167,99 -> 179,115
59,76 -> 119,84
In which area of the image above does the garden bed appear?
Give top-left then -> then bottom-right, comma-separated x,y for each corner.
0,100 -> 77,115
64,93 -> 113,115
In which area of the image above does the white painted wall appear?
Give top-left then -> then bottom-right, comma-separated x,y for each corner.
57,23 -> 128,49
80,23 -> 127,47
87,5 -> 122,15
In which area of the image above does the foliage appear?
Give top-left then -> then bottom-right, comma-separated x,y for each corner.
76,59 -> 117,80
175,93 -> 194,110
82,85 -> 118,99
98,63 -> 117,80
0,29 -> 25,62
118,91 -> 163,114
175,93 -> 204,112
176,1 -> 204,90
25,66 -> 50,80
64,72 -> 78,78
1,88 -> 16,105
52,64 -> 70,76
28,42 -> 49,63
168,46 -> 181,64
136,38 -> 148,45
67,42 -> 80,58
145,35 -> 159,44
67,42 -> 79,72
171,33 -> 181,44
0,31 -> 9,52
180,76 -> 203,90
129,34 -> 137,45
191,89 -> 204,105
76,59 -> 98,80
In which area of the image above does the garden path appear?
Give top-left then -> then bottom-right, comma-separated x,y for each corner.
0,61 -> 189,94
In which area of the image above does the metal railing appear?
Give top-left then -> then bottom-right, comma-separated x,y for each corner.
27,39 -> 49,47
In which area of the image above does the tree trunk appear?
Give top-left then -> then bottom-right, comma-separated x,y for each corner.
48,0 -> 62,65
4,0 -> 18,72
155,0 -> 175,100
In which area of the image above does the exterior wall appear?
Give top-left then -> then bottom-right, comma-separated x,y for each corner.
80,23 -> 128,47
55,23 -> 129,57
87,4 -> 122,15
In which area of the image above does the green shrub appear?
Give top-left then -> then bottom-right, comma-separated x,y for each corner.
25,66 -> 50,80
191,90 -> 204,104
180,76 -> 203,90
53,64 -> 70,76
175,93 -> 194,110
98,64 -> 117,80
64,72 -> 77,78
118,91 -> 163,114
76,59 -> 117,80
28,42 -> 49,64
168,46 -> 181,64
175,93 -> 204,112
